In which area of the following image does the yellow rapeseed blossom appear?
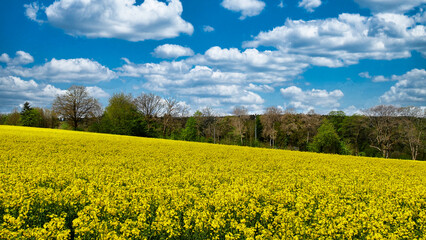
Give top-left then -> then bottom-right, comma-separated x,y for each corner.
0,126 -> 425,239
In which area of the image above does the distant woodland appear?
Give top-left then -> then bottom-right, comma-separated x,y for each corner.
2,86 -> 425,160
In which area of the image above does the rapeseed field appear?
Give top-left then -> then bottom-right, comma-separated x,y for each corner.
0,125 -> 425,239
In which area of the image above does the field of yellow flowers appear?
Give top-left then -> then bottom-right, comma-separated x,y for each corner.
0,125 -> 425,239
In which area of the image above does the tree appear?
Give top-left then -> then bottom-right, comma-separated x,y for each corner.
102,93 -> 144,136
341,114 -> 368,156
232,106 -> 249,145
134,93 -> 164,118
261,107 -> 282,147
363,105 -> 399,158
309,119 -> 344,154
52,85 -> 102,130
281,110 -> 301,149
5,109 -> 20,125
301,110 -> 322,150
134,93 -> 164,134
181,117 -> 198,141
200,107 -> 216,142
327,110 -> 346,136
398,106 -> 425,160
216,116 -> 234,144
20,102 -> 42,127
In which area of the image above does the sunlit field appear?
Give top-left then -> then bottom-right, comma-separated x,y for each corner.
1,126 -> 425,239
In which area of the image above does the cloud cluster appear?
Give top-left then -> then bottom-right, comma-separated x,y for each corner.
280,86 -> 344,113
25,0 -> 193,41
380,69 -> 426,106
0,51 -> 113,111
221,0 -> 266,20
298,0 -> 322,12
0,51 -> 34,66
0,76 -> 66,112
354,0 -> 426,13
1,54 -> 117,83
153,44 -> 194,59
117,59 -> 265,112
244,13 -> 426,66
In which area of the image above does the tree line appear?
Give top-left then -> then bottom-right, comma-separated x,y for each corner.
1,85 -> 425,160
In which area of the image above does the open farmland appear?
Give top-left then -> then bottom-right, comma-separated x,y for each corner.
0,126 -> 425,239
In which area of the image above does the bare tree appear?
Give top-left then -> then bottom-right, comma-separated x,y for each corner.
52,85 -> 101,130
232,106 -> 249,145
134,93 -> 164,118
261,107 -> 282,147
399,106 -> 425,160
162,97 -> 189,136
134,93 -> 164,133
363,105 -> 399,158
200,107 -> 216,141
301,110 -> 322,148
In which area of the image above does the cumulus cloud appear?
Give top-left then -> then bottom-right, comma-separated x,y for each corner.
244,13 -> 426,66
153,44 -> 194,59
380,69 -> 426,106
116,57 -> 269,112
2,58 -> 116,83
221,0 -> 266,20
86,86 -> 110,98
354,0 -> 426,13
203,25 -> 215,32
26,0 -> 193,41
298,0 -> 321,12
24,2 -> 44,24
0,51 -> 34,66
0,76 -> 66,112
280,86 -> 344,113
190,46 -> 309,83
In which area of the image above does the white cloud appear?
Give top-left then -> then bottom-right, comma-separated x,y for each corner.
116,57 -> 269,112
153,44 -> 194,59
27,0 -> 193,41
380,69 -> 426,106
298,0 -> 321,12
221,0 -> 266,20
86,86 -> 110,98
24,2 -> 44,24
280,86 -> 344,113
354,0 -> 426,13
0,51 -> 34,66
203,25 -> 215,32
278,1 -> 285,8
0,54 -> 10,64
0,76 -> 66,111
372,75 -> 390,82
359,72 -> 371,78
244,13 -> 426,66
246,83 -> 274,92
343,105 -> 362,115
2,58 -> 116,83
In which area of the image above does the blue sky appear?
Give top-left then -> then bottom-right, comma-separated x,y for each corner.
0,0 -> 425,115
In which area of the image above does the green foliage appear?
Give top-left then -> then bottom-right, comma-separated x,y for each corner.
104,93 -> 139,135
5,111 -> 20,126
327,110 -> 346,136
309,119 -> 344,154
181,117 -> 198,141
20,102 -> 42,127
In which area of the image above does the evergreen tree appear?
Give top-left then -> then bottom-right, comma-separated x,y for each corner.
20,102 -> 42,127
